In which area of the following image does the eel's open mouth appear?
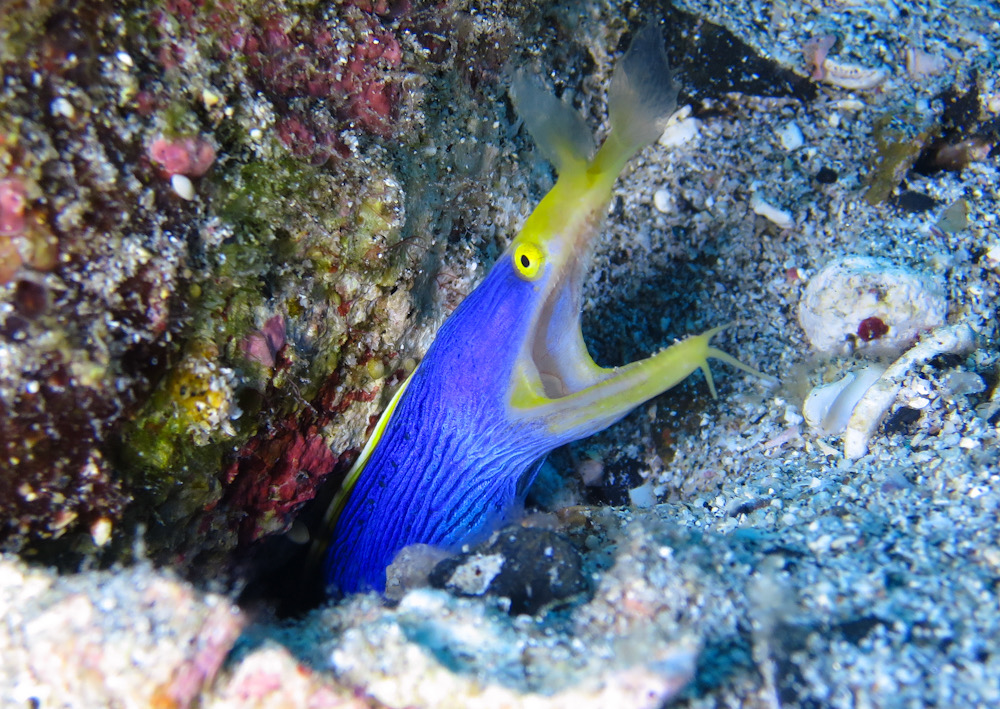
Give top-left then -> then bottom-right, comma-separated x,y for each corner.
528,252 -> 590,400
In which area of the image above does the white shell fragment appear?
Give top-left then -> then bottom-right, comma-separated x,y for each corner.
171,173 -> 195,200
943,370 -> 985,397
982,241 -> 1000,269
843,322 -> 977,460
798,256 -> 947,354
821,58 -> 888,90
629,481 -> 657,508
776,121 -> 804,151
658,106 -> 699,147
803,365 -> 885,435
750,194 -> 794,229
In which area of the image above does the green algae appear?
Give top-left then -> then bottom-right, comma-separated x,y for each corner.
864,113 -> 938,206
0,1 -> 59,64
117,135 -> 413,542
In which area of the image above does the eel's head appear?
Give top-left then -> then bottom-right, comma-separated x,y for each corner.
502,175 -> 609,411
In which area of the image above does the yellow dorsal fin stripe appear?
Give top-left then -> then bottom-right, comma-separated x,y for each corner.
305,370 -> 415,572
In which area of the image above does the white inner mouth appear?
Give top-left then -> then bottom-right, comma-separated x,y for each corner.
529,259 -> 586,400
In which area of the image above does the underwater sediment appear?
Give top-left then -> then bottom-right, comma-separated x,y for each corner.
2,0 -> 999,706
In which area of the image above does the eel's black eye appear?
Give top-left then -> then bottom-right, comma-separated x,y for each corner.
512,242 -> 544,280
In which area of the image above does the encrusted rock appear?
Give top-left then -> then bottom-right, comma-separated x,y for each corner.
430,526 -> 589,614
798,256 -> 947,355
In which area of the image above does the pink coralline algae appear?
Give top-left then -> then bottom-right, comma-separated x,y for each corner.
353,0 -> 410,15
340,32 -> 403,135
0,178 -> 27,236
241,314 -> 286,369
149,136 -> 217,177
149,0 -> 409,171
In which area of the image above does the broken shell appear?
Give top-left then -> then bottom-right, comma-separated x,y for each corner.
578,458 -> 605,486
803,35 -> 836,80
843,322 -> 977,460
50,97 -> 75,120
653,188 -> 674,214
628,481 -> 657,508
943,370 -> 985,397
803,365 -> 885,435
906,395 -> 930,409
821,58 -> 887,90
750,194 -> 794,229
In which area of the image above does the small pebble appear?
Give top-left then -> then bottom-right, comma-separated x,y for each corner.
51,97 -> 75,119
653,188 -> 673,214
815,167 -> 838,184
430,527 -> 588,614
937,200 -> 969,233
91,518 -> 113,547
893,190 -> 938,213
578,458 -> 604,486
905,46 -> 946,78
202,89 -> 222,108
984,242 -> 1000,269
906,396 -> 930,409
367,359 -> 386,380
628,481 -> 657,508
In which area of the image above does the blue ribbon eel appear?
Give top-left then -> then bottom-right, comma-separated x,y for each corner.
317,23 -> 761,595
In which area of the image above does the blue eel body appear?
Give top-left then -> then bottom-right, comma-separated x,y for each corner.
321,23 -> 756,595
326,260 -> 558,594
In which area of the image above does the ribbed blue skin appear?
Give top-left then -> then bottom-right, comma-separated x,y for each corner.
325,256 -> 558,594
